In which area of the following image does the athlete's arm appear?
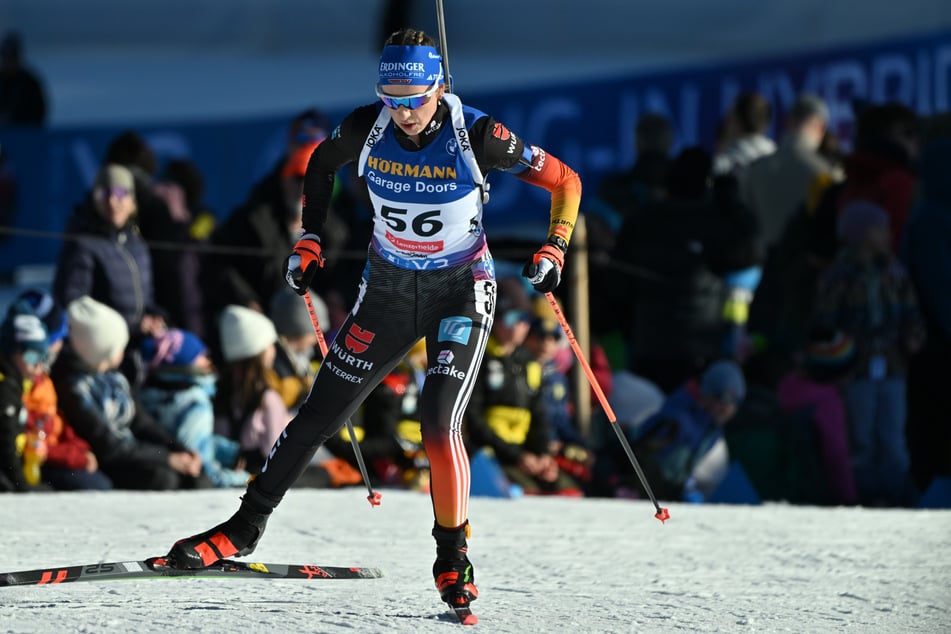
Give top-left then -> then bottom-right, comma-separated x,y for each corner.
470,116 -> 581,247
300,105 -> 379,235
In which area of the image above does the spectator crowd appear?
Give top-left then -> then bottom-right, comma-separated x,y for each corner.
1,62 -> 948,509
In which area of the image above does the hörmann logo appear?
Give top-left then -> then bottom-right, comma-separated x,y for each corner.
365,156 -> 456,179
427,349 -> 466,380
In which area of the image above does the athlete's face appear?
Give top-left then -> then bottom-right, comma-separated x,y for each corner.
379,83 -> 445,139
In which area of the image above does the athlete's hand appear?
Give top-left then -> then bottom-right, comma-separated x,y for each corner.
522,237 -> 566,293
283,233 -> 325,296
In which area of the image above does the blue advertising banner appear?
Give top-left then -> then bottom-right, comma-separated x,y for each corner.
1,29 -> 948,273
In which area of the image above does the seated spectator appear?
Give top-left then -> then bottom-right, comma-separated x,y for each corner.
139,328 -> 251,488
214,305 -> 290,475
0,309 -> 53,492
6,296 -> 113,491
811,201 -> 924,506
326,338 -> 431,491
777,330 -> 859,506
267,287 -> 321,413
622,360 -> 747,502
520,313 -> 593,489
50,296 -> 204,490
464,279 -> 583,496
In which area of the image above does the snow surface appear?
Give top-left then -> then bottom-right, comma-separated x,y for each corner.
0,489 -> 949,633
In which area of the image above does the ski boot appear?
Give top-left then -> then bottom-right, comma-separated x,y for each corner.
432,521 -> 478,608
166,488 -> 274,569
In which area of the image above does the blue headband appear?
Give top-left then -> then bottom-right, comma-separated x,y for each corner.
378,45 -> 443,86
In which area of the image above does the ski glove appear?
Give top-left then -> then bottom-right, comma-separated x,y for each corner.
522,236 -> 567,293
283,233 -> 324,296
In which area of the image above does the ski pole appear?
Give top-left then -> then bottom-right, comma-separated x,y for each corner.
543,292 -> 670,523
303,291 -> 382,507
435,0 -> 452,93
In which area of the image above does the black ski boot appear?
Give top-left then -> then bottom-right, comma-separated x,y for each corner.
166,488 -> 275,569
432,521 -> 478,607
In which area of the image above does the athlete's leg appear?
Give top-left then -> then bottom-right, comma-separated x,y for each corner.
166,254 -> 419,567
418,253 -> 495,606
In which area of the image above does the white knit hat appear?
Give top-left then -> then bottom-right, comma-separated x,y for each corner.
67,296 -> 129,369
219,305 -> 278,362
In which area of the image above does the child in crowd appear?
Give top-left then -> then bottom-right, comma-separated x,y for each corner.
214,305 -> 290,475
811,200 -> 925,506
6,294 -> 113,491
50,296 -> 204,490
0,308 -> 53,492
139,328 -> 250,488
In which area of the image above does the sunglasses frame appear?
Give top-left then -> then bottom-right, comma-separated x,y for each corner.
376,80 -> 441,110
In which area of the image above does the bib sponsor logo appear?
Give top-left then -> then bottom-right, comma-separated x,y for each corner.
366,156 -> 456,180
385,230 -> 444,253
437,316 -> 473,345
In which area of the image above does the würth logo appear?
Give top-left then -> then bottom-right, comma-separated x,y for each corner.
345,324 -> 375,354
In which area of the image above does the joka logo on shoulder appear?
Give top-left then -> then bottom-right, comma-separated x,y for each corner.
345,323 -> 376,354
438,316 -> 472,345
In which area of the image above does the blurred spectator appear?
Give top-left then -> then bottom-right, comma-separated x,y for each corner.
713,92 -> 776,176
266,287 -> 321,413
741,94 -> 833,258
901,134 -> 951,492
50,296 -> 204,490
777,330 -> 859,506
52,163 -> 166,386
0,30 -> 47,126
811,201 -> 924,506
465,279 -> 583,496
327,338 -> 431,491
200,136 -> 321,357
213,305 -> 290,475
162,158 -> 217,242
13,289 -> 68,367
597,113 -> 674,221
611,146 -> 758,392
521,313 -> 594,489
8,296 -> 112,491
0,309 -> 52,492
139,328 -> 251,488
622,359 -> 747,502
105,131 -> 204,338
812,102 -> 920,259
215,304 -> 355,488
